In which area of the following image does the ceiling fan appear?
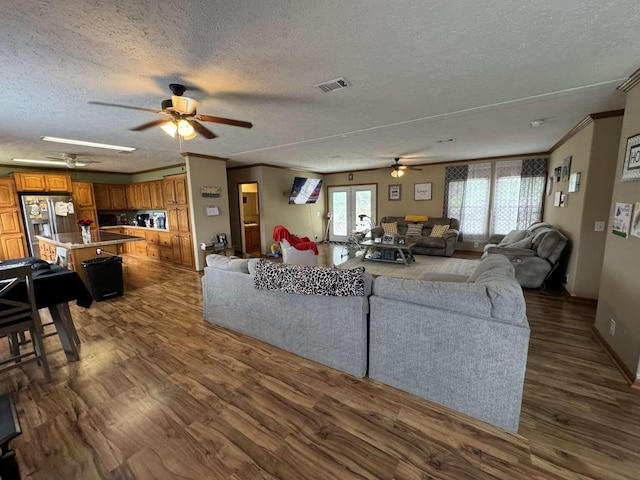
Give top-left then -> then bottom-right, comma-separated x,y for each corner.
389,157 -> 422,177
89,83 -> 253,140
45,153 -> 100,168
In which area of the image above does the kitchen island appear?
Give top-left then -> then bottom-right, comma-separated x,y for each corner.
36,230 -> 145,288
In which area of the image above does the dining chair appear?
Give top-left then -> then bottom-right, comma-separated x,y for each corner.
0,265 -> 51,382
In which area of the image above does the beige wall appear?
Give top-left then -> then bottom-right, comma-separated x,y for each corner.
185,156 -> 231,271
544,117 -> 622,298
227,166 -> 326,254
595,85 -> 640,377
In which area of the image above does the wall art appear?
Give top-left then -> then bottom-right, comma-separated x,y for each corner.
622,133 -> 640,181
612,202 -> 632,238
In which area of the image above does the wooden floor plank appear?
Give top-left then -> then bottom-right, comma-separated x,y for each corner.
0,246 -> 636,479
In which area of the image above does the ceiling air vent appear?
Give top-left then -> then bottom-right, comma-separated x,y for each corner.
315,77 -> 351,93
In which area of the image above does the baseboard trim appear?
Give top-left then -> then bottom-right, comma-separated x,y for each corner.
591,326 -> 639,387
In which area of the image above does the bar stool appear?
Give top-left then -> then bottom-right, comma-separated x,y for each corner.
0,265 -> 51,382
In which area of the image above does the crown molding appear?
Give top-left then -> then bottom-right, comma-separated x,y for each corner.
549,109 -> 625,153
617,66 -> 640,92
181,152 -> 229,161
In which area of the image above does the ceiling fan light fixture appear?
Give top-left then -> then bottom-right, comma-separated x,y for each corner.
160,120 -> 178,137
182,131 -> 197,140
177,119 -> 195,137
391,169 -> 405,178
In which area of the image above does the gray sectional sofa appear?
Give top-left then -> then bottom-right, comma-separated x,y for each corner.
202,254 -> 371,378
368,255 -> 530,432
370,216 -> 460,256
202,253 -> 530,432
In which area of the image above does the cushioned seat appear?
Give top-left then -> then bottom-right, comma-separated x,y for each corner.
482,222 -> 568,288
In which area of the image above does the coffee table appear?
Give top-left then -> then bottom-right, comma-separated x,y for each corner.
359,240 -> 416,266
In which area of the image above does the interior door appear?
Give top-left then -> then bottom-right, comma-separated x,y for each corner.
328,185 -> 376,243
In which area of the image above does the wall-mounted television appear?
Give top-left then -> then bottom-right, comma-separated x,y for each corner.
288,177 -> 323,204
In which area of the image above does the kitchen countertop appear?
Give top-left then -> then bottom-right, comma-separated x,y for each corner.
36,231 -> 145,249
100,225 -> 169,232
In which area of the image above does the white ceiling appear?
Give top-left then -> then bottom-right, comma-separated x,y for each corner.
1,1 -> 638,174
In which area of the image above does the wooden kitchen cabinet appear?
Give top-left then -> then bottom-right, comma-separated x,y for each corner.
126,184 -> 137,209
110,185 -> 127,209
1,234 -> 27,260
94,183 -> 128,210
163,174 -> 187,206
0,210 -> 24,234
0,182 -> 18,208
13,172 -> 72,192
72,182 -> 95,207
138,182 -> 152,209
0,178 -> 28,261
150,181 -> 164,209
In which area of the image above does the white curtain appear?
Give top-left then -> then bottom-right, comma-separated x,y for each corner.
491,158 -> 547,235
444,163 -> 492,242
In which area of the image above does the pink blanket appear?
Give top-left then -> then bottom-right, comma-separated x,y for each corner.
273,225 -> 319,255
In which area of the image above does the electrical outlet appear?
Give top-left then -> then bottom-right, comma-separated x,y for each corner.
473,241 -> 479,248
316,211 -> 321,217
595,221 -> 605,232
610,319 -> 616,336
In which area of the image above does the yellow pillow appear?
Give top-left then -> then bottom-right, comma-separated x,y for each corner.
405,215 -> 428,222
430,224 -> 449,237
381,222 -> 399,235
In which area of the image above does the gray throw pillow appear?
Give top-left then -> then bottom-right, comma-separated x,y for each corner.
405,223 -> 424,236
498,229 -> 528,246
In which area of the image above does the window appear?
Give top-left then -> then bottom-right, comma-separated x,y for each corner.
444,163 -> 492,242
491,159 -> 546,235
444,158 -> 547,242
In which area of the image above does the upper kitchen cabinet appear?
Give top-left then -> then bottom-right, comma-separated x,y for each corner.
0,180 -> 18,208
72,182 -> 95,207
12,172 -> 72,192
163,174 -> 188,206
94,184 -> 128,210
150,181 -> 164,209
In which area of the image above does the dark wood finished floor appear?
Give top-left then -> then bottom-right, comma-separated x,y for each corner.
1,245 -> 639,479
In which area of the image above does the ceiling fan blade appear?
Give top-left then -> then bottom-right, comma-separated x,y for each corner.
407,166 -> 423,171
188,120 -> 217,139
130,118 -> 172,131
89,101 -> 163,114
195,114 -> 253,129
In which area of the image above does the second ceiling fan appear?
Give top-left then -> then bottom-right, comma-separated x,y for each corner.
89,83 -> 253,140
390,157 -> 422,177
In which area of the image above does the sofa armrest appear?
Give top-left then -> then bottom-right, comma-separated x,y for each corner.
485,246 -> 536,257
443,228 -> 459,240
488,234 -> 505,244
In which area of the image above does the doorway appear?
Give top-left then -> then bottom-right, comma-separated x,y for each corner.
239,183 -> 261,256
328,185 -> 377,243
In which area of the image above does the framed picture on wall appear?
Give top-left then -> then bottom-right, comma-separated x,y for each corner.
414,183 -> 432,201
554,166 -> 562,182
561,156 -> 572,181
389,184 -> 401,201
622,133 -> 640,181
546,176 -> 553,196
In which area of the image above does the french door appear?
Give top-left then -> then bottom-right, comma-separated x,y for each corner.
328,185 -> 376,243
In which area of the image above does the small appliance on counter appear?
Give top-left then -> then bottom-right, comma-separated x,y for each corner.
136,213 -> 150,227
153,214 -> 166,229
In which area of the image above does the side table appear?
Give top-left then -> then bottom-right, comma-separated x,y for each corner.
201,246 -> 235,266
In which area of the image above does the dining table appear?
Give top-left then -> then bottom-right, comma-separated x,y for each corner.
0,257 -> 92,362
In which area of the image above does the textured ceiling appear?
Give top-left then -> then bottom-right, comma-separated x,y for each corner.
0,1 -> 638,174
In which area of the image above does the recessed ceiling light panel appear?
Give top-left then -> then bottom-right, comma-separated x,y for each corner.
42,136 -> 137,152
529,119 -> 545,127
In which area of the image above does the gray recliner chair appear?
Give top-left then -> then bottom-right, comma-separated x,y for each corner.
482,222 -> 568,288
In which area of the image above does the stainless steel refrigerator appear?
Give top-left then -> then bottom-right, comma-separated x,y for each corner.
19,194 -> 78,256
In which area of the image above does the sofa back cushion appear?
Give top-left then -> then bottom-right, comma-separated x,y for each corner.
498,229 -> 528,246
254,260 -> 372,296
206,254 -> 250,273
536,229 -> 568,264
